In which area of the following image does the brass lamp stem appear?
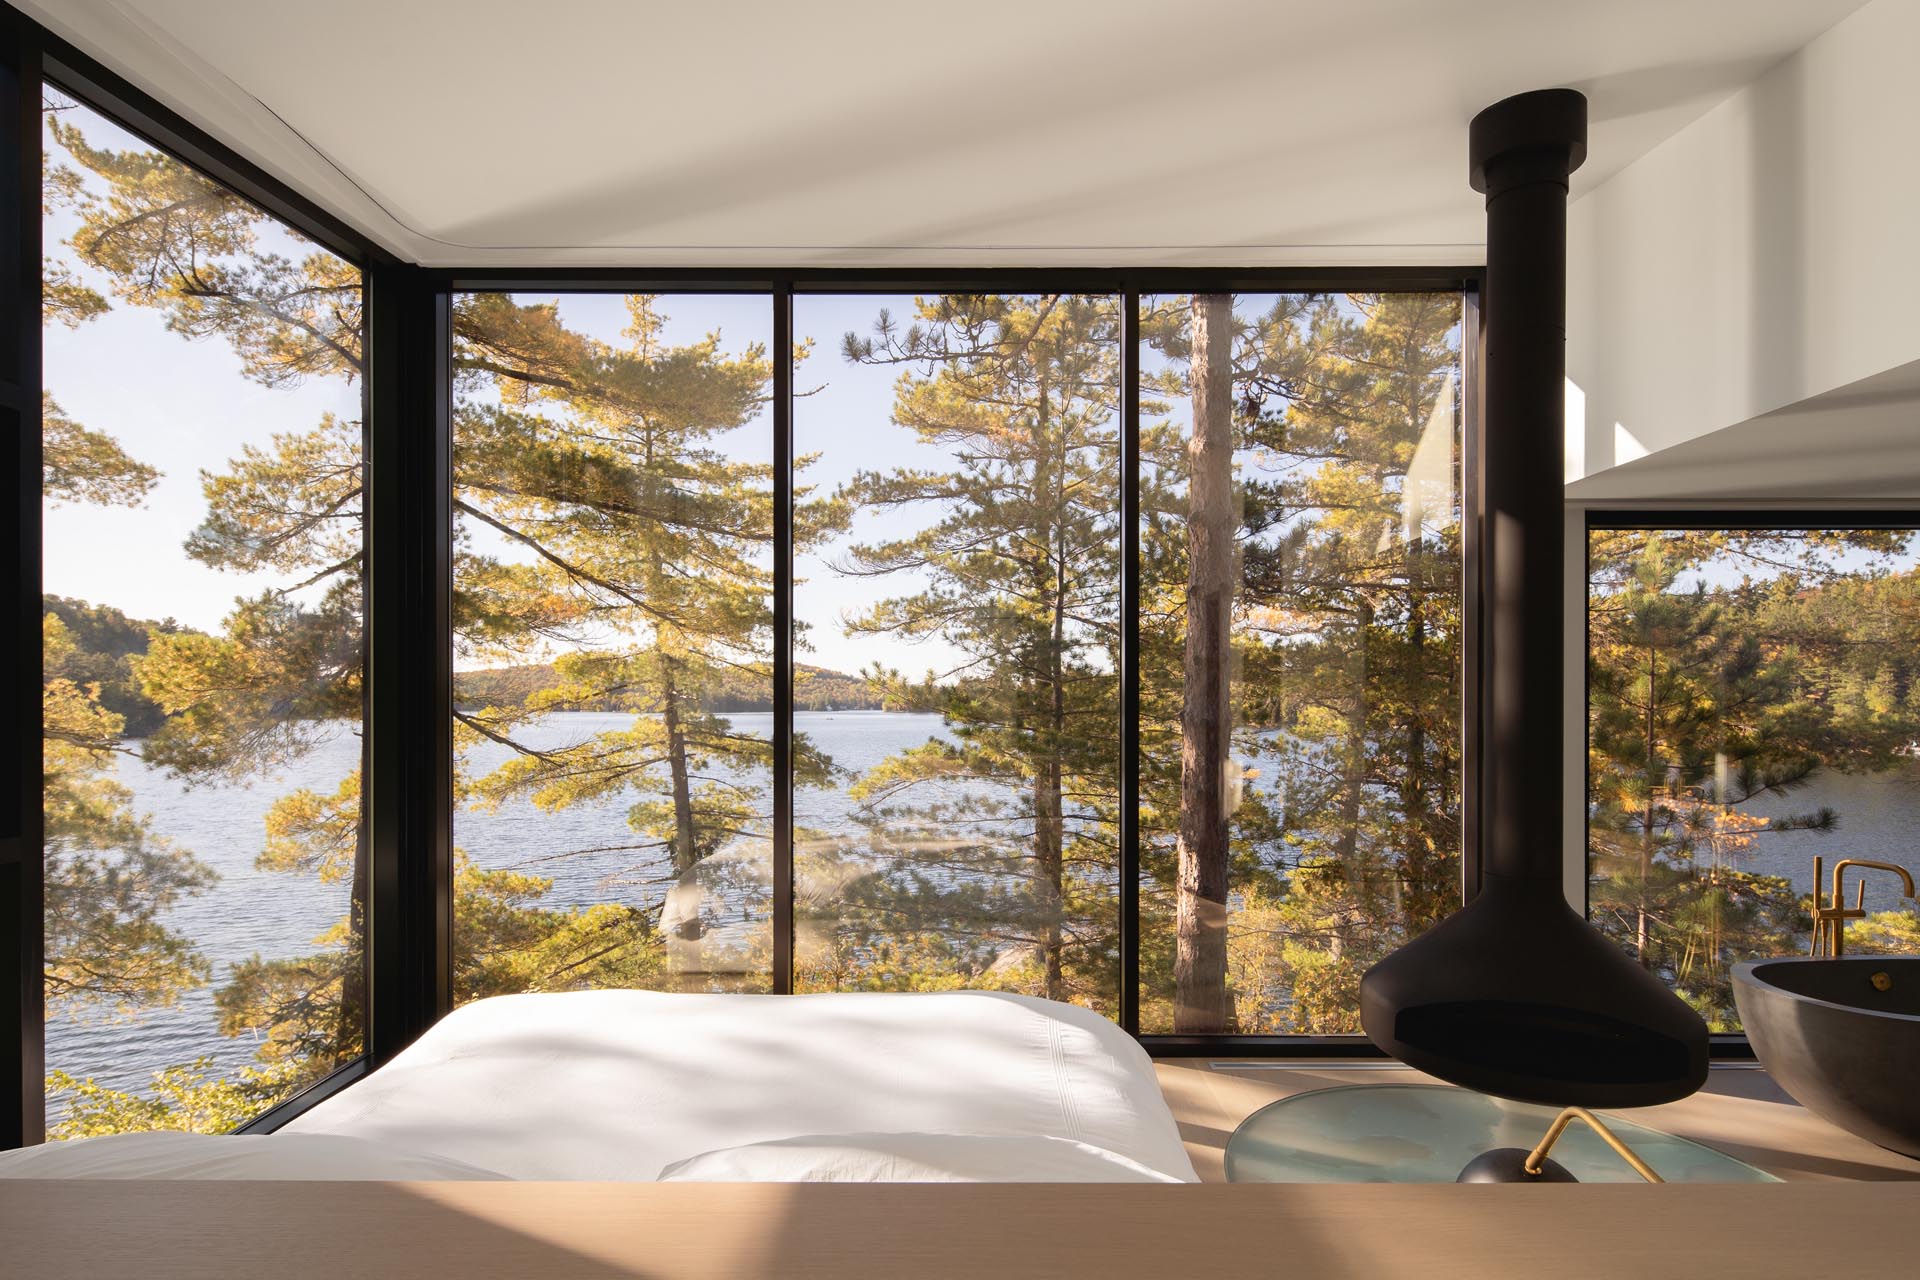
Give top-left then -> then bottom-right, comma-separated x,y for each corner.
1524,1107 -> 1665,1183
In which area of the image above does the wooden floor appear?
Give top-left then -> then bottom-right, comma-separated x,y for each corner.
1154,1059 -> 1920,1182
4,1064 -> 1916,1278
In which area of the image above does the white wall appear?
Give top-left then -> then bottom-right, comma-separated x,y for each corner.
1561,0 -> 1920,899
1566,0 -> 1920,480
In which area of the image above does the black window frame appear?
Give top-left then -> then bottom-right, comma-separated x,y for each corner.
3,3 -> 1490,1144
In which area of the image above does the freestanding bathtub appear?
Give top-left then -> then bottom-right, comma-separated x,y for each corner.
1733,956 -> 1920,1159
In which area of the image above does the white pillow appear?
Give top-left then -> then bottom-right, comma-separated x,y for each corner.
0,1130 -> 508,1180
657,1132 -> 1185,1183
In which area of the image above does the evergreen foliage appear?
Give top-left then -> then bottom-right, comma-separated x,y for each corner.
1135,292 -> 1465,1033
1587,530 -> 1920,1028
41,95 -> 796,1130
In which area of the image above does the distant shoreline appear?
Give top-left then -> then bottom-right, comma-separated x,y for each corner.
455,661 -> 893,713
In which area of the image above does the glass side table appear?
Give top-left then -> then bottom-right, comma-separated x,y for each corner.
1224,1084 -> 1778,1183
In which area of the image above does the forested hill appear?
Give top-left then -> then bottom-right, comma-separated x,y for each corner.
44,592 -> 890,732
455,662 -> 889,712
42,595 -> 189,737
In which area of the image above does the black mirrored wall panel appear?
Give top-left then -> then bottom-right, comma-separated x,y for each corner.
792,294 -> 1124,1014
1586,524 -> 1920,1032
449,293 -> 777,999
40,89 -> 367,1135
1136,292 -> 1466,1035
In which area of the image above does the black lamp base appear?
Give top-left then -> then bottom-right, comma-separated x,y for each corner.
1456,1148 -> 1579,1183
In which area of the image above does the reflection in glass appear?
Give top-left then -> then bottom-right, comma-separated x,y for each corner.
450,294 -> 777,997
793,295 -> 1123,1013
1587,527 -> 1920,1031
41,91 -> 366,1133
1138,293 -> 1465,1034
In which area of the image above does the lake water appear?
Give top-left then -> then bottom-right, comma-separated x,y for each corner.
46,710 -> 956,1099
1694,764 -> 1920,916
44,712 -> 1920,1103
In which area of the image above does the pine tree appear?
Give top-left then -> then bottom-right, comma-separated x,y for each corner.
825,294 -> 1122,1007
453,293 -> 830,894
1138,292 -> 1464,1033
37,161 -> 213,1020
1586,530 -> 1920,1026
43,98 -> 830,1120
1173,293 -> 1235,1032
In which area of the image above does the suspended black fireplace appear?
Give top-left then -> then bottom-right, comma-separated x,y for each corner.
1358,88 -> 1709,1110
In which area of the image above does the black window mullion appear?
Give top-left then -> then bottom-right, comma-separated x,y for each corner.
772,284 -> 795,995
364,263 -> 453,1064
1119,290 -> 1141,1036
1,11 -> 45,1150
1461,285 -> 1485,902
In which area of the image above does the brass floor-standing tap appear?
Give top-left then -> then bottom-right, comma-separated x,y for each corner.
1809,857 -> 1917,957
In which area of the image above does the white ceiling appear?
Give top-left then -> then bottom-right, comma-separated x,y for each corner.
27,0 -> 1868,266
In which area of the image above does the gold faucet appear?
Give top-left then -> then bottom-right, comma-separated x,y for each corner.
1810,857 -> 1917,957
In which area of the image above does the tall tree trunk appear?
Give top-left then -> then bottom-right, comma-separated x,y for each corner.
1332,599 -> 1373,960
1037,753 -> 1065,999
662,658 -> 698,877
1031,371 -> 1067,1001
1174,293 -> 1234,1034
1037,545 -> 1069,1001
1400,574 -> 1430,927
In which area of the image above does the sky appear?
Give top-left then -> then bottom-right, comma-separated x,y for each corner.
794,294 -> 985,678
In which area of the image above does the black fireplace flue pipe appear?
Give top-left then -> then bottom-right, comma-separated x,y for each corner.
1477,89 -> 1582,883
1357,89 -> 1709,1108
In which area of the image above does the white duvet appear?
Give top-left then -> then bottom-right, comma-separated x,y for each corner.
284,989 -> 1198,1182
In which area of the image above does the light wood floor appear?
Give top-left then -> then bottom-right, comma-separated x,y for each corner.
1153,1059 -> 1920,1183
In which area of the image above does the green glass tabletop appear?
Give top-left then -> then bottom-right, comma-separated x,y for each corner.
1223,1084 -> 1778,1183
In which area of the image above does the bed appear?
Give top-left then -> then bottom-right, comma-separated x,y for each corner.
262,989 -> 1199,1182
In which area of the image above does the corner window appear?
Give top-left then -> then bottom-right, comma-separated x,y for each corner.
41,89 -> 367,1135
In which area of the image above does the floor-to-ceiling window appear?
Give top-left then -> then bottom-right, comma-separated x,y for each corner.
449,292 -> 777,999
1137,292 -> 1466,1034
792,293 -> 1124,1011
435,287 -> 1469,1034
40,89 -> 367,1135
1587,521 -> 1920,1031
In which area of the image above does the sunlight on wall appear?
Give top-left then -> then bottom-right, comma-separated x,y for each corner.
1613,421 -> 1649,464
1564,376 -> 1586,483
